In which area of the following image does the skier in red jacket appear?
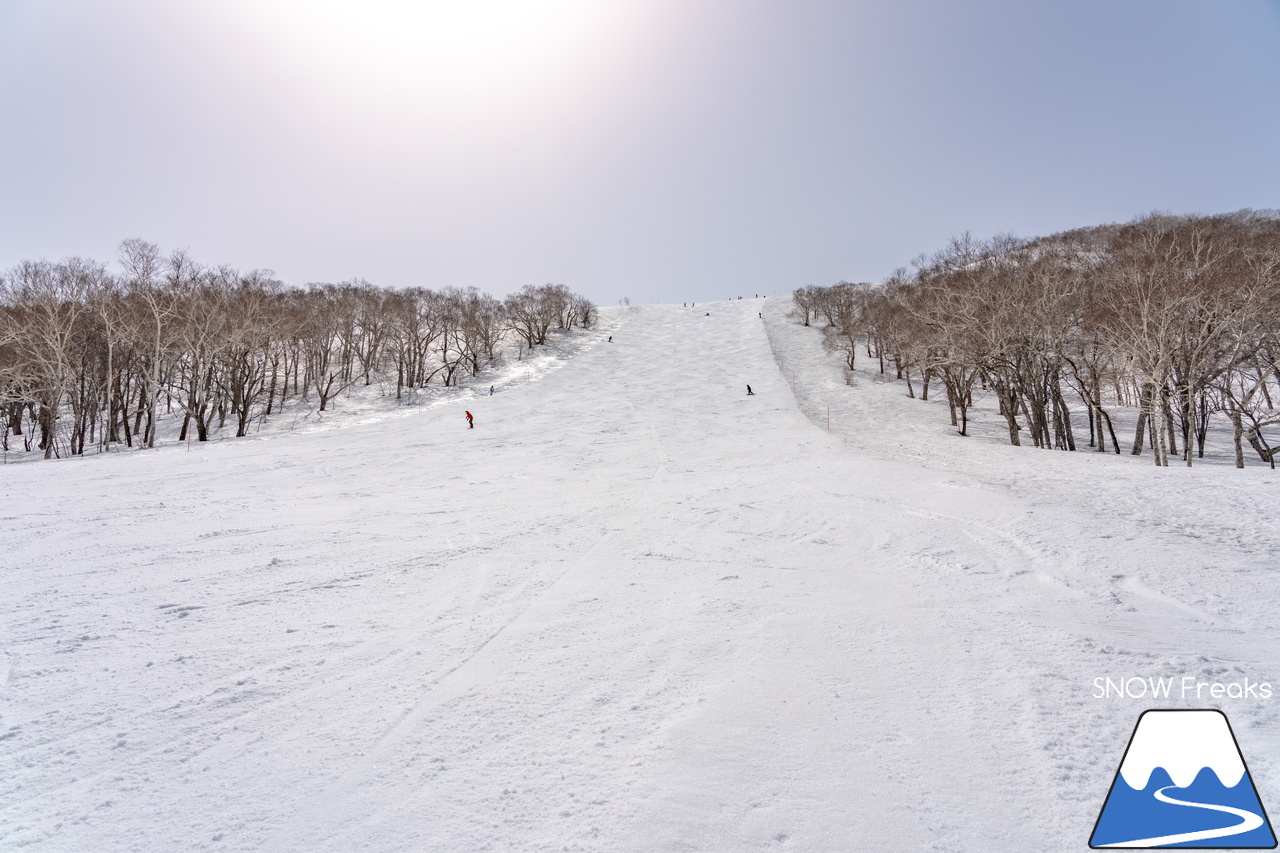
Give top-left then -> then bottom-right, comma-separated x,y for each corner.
465,410 -> 474,429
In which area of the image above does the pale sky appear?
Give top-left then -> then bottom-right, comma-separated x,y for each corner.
2,1 -> 1278,304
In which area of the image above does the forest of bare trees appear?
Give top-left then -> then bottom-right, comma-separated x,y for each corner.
0,239 -> 596,460
794,210 -> 1280,468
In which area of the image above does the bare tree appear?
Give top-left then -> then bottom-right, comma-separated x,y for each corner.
2,241 -> 599,460
796,211 -> 1280,466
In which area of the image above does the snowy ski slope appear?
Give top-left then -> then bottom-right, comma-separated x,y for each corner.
3,297 -> 1278,851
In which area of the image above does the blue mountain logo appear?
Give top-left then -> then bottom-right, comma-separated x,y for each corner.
1091,709 -> 1276,848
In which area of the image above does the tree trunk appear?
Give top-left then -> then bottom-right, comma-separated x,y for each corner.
1101,408 -> 1120,455
998,389 -> 1022,447
1231,411 -> 1246,469
1163,389 -> 1179,460
39,403 -> 55,459
1054,386 -> 1075,451
1247,427 -> 1278,469
1153,406 -> 1169,467
1195,391 -> 1209,459
1131,405 -> 1147,456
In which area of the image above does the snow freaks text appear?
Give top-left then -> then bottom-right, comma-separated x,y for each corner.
1093,677 -> 1273,700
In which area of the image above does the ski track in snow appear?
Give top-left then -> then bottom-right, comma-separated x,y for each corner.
1,299 -> 1278,851
1102,786 -> 1264,848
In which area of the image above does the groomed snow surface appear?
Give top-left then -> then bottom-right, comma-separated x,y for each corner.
4,297 -> 1279,852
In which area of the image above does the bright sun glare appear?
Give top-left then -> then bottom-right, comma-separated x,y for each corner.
235,0 -> 639,97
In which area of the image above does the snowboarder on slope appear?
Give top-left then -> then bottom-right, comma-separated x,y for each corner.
465,410 -> 474,429
747,385 -> 754,396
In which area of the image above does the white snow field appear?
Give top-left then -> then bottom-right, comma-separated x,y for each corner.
4,297 -> 1279,852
